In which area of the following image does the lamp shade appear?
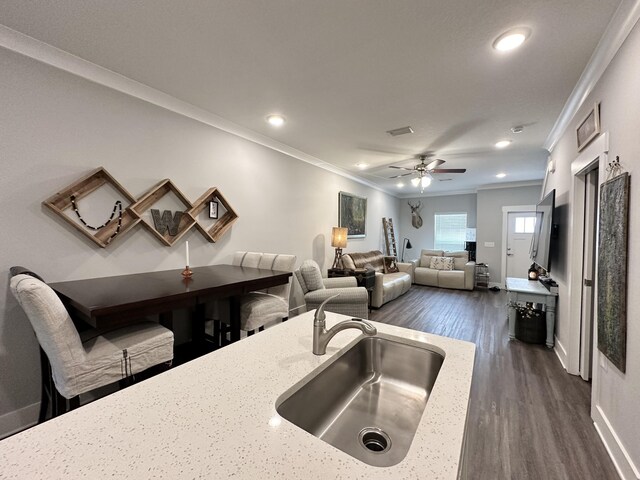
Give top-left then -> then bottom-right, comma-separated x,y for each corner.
405,239 -> 413,249
331,227 -> 348,248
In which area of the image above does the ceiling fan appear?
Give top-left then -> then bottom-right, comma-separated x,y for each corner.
388,155 -> 466,192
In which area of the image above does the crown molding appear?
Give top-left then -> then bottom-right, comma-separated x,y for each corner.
476,180 -> 543,191
0,24 -> 395,197
544,0 -> 640,151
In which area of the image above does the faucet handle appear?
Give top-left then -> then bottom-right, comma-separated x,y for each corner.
314,293 -> 340,325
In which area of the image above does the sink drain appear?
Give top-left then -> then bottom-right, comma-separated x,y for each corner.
359,427 -> 391,454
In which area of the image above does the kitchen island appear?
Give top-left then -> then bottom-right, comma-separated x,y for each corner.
0,311 -> 475,479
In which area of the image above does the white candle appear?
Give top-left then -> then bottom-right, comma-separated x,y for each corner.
185,241 -> 190,267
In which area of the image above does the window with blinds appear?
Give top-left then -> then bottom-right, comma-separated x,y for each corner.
434,213 -> 468,251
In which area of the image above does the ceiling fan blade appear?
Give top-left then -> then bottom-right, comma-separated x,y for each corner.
425,159 -> 445,170
388,165 -> 414,171
389,172 -> 414,178
429,168 -> 466,174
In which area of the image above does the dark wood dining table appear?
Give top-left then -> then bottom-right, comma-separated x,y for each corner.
49,264 -> 292,345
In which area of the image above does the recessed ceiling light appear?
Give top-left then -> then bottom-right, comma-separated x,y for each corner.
493,28 -> 530,52
495,140 -> 512,149
396,182 -> 405,188
266,114 -> 285,127
496,173 -> 507,178
355,163 -> 368,170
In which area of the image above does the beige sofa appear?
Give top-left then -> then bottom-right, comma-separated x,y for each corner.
341,250 -> 412,308
413,249 -> 475,290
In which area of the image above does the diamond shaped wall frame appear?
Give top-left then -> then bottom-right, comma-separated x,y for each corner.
43,167 -> 141,248
189,188 -> 239,243
129,179 -> 196,246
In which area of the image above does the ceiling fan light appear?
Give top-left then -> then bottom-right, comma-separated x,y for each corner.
421,176 -> 432,188
411,177 -> 421,187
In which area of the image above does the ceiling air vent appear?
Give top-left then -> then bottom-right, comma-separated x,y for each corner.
386,126 -> 414,137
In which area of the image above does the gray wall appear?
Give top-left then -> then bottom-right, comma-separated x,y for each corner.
397,194 -> 477,261
0,48 -> 400,433
547,18 -> 640,469
476,186 -> 542,285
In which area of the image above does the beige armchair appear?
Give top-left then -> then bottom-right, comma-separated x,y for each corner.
294,260 -> 369,319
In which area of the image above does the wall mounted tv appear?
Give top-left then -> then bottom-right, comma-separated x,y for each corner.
530,189 -> 557,272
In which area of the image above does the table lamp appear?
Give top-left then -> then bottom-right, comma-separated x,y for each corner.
401,238 -> 413,262
331,227 -> 348,269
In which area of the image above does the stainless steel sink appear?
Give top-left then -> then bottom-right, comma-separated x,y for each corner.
276,335 -> 444,467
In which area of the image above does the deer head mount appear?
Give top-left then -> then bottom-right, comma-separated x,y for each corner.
408,201 -> 423,229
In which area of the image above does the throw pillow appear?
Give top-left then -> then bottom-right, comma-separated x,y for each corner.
430,256 -> 454,271
383,256 -> 399,273
299,260 -> 325,292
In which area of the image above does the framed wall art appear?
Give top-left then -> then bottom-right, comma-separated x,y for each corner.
597,171 -> 629,372
209,200 -> 219,219
338,191 -> 367,238
576,103 -> 600,151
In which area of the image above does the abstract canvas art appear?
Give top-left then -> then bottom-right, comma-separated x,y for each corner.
597,172 -> 629,372
339,191 -> 367,238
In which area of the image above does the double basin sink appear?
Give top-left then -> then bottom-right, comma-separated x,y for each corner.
276,334 -> 444,467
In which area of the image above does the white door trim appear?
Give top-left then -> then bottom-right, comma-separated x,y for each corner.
566,132 -> 609,377
501,205 -> 536,287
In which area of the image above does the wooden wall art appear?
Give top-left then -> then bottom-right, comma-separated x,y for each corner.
43,168 -> 239,247
129,179 -> 196,246
188,188 -> 238,242
42,167 -> 140,248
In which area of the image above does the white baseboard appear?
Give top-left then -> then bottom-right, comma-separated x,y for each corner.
554,336 -> 568,370
488,282 -> 502,289
593,405 -> 640,480
0,402 -> 39,440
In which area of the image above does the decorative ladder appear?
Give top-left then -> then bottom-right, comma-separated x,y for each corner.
382,218 -> 398,258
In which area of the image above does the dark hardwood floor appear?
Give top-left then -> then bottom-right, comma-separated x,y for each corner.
369,285 -> 619,480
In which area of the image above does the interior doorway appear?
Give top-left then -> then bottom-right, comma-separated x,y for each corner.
579,168 -> 599,380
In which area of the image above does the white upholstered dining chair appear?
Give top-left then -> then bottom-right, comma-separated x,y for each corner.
10,268 -> 174,421
212,252 -> 296,343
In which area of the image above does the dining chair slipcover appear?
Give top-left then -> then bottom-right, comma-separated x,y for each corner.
232,252 -> 297,331
10,274 -> 174,399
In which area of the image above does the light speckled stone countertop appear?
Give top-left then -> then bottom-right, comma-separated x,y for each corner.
0,312 -> 475,479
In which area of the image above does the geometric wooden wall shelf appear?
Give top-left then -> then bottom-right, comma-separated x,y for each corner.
129,179 -> 196,246
188,187 -> 239,243
42,167 -> 141,248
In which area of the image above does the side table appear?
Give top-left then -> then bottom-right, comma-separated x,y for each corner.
505,277 -> 558,348
475,263 -> 490,288
327,268 -> 376,311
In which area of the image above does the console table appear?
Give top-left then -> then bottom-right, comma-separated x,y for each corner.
505,277 -> 558,348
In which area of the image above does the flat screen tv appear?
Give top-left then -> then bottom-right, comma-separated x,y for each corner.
530,189 -> 556,272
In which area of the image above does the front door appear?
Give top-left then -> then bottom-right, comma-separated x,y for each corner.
506,212 -> 536,278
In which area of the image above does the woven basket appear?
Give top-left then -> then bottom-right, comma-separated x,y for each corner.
515,306 -> 546,344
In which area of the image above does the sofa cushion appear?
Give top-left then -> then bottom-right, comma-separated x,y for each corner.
414,267 -> 439,286
445,250 -> 469,270
420,249 -> 444,267
298,260 -> 325,293
343,251 -> 385,272
438,270 -> 466,289
430,256 -> 454,271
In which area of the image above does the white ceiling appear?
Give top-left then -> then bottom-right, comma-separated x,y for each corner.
0,0 -> 622,196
